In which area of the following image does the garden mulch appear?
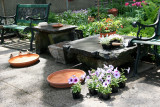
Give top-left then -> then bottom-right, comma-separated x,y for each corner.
0,39 -> 160,107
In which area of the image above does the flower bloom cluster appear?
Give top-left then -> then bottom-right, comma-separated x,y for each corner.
125,0 -> 147,7
85,64 -> 130,90
68,74 -> 86,84
86,64 -> 130,88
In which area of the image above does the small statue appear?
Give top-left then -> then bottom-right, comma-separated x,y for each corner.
10,54 -> 13,58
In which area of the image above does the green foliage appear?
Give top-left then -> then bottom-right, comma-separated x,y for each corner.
71,82 -> 81,93
140,1 -> 159,24
102,85 -> 112,94
48,12 -> 58,23
110,78 -> 119,87
56,10 -> 88,26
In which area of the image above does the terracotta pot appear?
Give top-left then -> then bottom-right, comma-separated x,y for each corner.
8,54 -> 39,67
47,69 -> 86,88
100,31 -> 116,37
108,8 -> 118,16
72,91 -> 81,99
89,89 -> 98,96
88,16 -> 95,23
118,82 -> 126,88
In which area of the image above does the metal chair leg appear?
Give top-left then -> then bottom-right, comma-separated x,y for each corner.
133,44 -> 141,76
1,29 -> 4,44
153,45 -> 160,66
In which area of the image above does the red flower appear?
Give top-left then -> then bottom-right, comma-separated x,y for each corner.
106,27 -> 108,30
95,30 -> 96,32
121,25 -> 123,28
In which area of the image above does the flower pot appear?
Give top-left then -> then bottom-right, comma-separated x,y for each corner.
100,31 -> 116,37
108,8 -> 118,16
118,82 -> 126,88
102,44 -> 113,50
98,92 -> 103,99
111,85 -> 118,93
102,93 -> 111,100
89,89 -> 98,96
72,91 -> 81,99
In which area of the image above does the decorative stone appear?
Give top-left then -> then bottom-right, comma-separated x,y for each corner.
48,41 -> 69,64
63,35 -> 136,68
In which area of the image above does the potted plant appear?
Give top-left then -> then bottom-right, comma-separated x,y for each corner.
99,34 -> 124,50
68,75 -> 82,99
98,16 -> 122,37
118,67 -> 130,88
85,70 -> 99,96
101,82 -> 112,100
110,68 -> 121,93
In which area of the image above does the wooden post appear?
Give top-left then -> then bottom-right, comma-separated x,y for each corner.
97,0 -> 99,21
1,0 -> 6,16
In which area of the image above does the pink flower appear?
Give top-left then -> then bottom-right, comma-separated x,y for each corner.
73,77 -> 79,84
133,0 -> 136,2
132,3 -> 136,6
125,2 -> 129,6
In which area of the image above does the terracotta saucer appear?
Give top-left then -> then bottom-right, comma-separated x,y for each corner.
47,69 -> 86,88
52,23 -> 63,28
8,54 -> 39,67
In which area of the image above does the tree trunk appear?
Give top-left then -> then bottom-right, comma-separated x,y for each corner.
34,0 -> 46,4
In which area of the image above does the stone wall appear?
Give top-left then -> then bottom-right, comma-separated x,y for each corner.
0,0 -> 95,16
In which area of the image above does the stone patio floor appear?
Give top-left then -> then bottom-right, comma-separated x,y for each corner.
0,39 -> 160,107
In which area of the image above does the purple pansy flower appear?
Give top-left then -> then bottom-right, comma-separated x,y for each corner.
114,72 -> 121,79
103,81 -> 109,88
107,69 -> 112,73
107,79 -> 111,84
68,77 -> 73,84
88,70 -> 91,75
91,73 -> 96,76
104,64 -> 109,69
73,77 -> 79,84
81,74 -> 86,80
109,65 -> 114,70
107,75 -> 111,80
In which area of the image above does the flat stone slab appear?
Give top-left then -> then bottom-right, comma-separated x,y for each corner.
64,35 -> 136,68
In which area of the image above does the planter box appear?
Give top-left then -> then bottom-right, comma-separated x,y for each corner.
48,41 -> 69,64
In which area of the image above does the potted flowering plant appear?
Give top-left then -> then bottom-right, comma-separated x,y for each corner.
86,71 -> 98,95
98,16 -> 122,37
68,75 -> 82,99
101,83 -> 112,100
99,34 -> 124,50
118,67 -> 130,88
